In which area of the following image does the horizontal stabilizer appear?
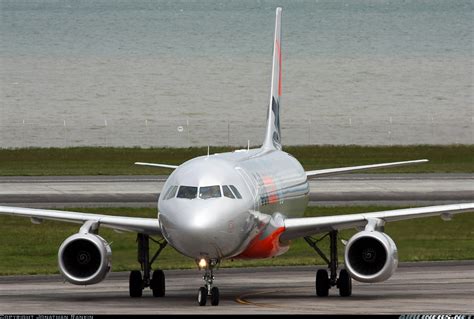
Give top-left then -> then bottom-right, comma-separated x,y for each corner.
135,162 -> 179,169
305,159 -> 428,178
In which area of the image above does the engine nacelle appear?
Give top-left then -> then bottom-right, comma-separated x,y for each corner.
58,233 -> 112,285
344,231 -> 398,283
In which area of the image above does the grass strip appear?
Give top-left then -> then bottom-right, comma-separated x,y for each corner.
0,145 -> 472,175
0,205 -> 472,275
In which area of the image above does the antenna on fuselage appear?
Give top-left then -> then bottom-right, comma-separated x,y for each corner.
207,145 -> 210,157
247,140 -> 250,151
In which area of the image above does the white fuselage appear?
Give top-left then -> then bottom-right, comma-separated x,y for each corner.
158,148 -> 309,261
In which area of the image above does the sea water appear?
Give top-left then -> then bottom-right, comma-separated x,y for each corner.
1,0 -> 472,147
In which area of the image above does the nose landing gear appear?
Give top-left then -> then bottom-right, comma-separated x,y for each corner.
197,259 -> 220,306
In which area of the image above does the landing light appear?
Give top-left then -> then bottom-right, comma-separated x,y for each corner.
198,258 -> 207,269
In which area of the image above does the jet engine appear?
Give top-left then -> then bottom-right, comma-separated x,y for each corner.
344,230 -> 398,283
58,233 -> 112,285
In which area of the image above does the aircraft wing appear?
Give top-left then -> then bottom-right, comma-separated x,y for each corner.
280,203 -> 474,241
0,206 -> 161,236
305,159 -> 428,178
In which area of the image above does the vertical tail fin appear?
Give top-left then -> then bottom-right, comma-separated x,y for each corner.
262,7 -> 283,151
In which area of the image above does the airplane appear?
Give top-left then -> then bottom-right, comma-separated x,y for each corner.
0,7 -> 473,307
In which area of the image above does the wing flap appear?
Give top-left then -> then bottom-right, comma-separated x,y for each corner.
0,205 -> 161,236
281,202 -> 474,241
305,159 -> 428,178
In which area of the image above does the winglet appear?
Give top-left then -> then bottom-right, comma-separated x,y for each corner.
262,7 -> 283,151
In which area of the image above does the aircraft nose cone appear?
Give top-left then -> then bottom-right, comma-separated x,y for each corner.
159,206 -> 245,259
159,211 -> 221,257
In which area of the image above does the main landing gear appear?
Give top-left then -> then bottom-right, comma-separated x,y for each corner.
197,259 -> 220,306
304,230 -> 352,297
129,233 -> 168,298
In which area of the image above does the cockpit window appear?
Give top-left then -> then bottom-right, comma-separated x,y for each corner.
222,185 -> 235,199
163,185 -> 178,200
229,185 -> 242,199
174,185 -> 239,200
177,186 -> 198,199
199,185 -> 221,199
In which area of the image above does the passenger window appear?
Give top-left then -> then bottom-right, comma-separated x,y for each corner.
164,185 -> 178,200
177,186 -> 198,199
222,185 -> 235,199
199,185 -> 221,199
229,185 -> 242,199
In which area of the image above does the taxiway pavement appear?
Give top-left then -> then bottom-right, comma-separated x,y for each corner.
0,174 -> 472,207
0,261 -> 472,314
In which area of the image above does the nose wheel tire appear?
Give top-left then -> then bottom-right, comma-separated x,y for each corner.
210,287 -> 220,306
150,270 -> 166,297
337,269 -> 352,297
316,269 -> 330,297
129,270 -> 143,298
198,287 -> 207,306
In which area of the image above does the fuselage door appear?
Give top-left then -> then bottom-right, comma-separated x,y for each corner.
235,167 -> 258,211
